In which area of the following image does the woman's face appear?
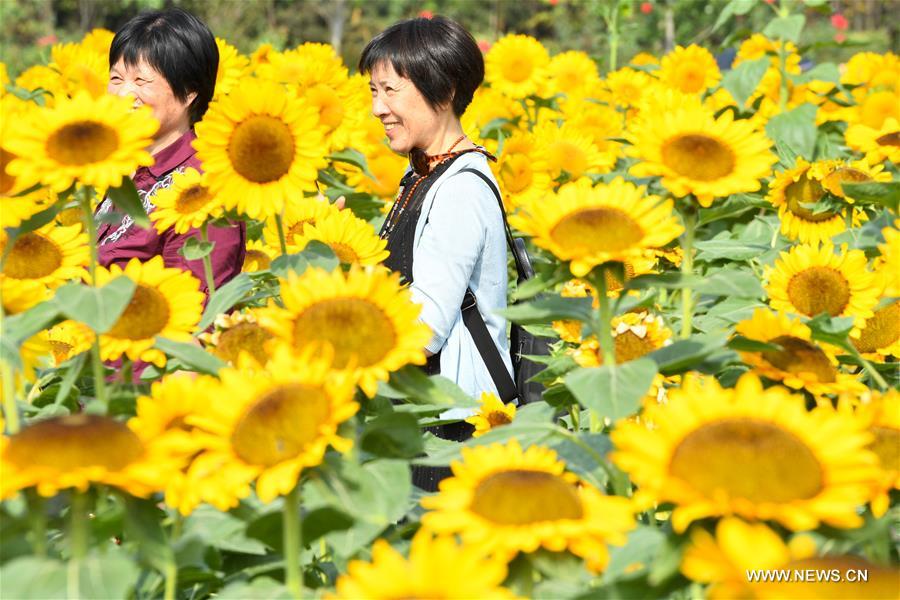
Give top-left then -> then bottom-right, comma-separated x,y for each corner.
369,61 -> 446,154
108,58 -> 196,141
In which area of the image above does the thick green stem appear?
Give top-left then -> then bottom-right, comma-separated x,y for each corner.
283,484 -> 303,600
606,4 -> 620,71
79,188 -> 108,406
594,269 -> 616,367
848,345 -> 890,391
777,41 -> 789,113
164,513 -> 183,600
275,213 -> 289,257
680,203 -> 698,340
67,492 -> 89,600
200,223 -> 216,294
26,490 -> 47,557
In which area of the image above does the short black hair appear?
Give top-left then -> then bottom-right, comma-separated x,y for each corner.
109,7 -> 218,124
359,16 -> 483,117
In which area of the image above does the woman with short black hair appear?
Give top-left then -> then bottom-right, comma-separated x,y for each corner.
360,17 -> 513,490
98,7 -> 244,293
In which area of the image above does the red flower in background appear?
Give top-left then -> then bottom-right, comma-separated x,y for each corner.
37,34 -> 58,47
478,40 -> 492,53
549,0 -> 559,5
831,13 -> 849,31
419,9 -> 433,19
640,2 -> 653,14
834,32 -> 846,43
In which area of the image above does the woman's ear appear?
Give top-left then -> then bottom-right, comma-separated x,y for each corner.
185,91 -> 198,108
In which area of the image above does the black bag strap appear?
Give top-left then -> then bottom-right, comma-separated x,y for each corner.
454,168 -> 520,403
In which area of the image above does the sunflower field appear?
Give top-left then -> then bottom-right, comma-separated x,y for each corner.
1,1 -> 899,598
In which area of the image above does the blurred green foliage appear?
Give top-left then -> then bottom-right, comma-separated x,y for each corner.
1,0 -> 895,78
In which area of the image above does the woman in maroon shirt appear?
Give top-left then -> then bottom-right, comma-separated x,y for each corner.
98,8 -> 244,293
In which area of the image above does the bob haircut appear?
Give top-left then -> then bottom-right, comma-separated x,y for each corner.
358,16 -> 484,117
109,7 -> 218,124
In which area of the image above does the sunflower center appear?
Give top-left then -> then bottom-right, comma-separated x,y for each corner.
106,284 -> 170,340
213,322 -> 273,366
761,335 -> 837,383
293,298 -> 397,369
49,340 -> 74,364
175,185 -> 213,213
2,232 -> 63,279
613,330 -> 658,363
605,262 -> 635,293
785,175 -> 835,222
550,207 -> 644,254
45,120 -> 119,166
486,410 -> 513,428
245,249 -> 272,271
328,242 -> 360,264
674,64 -> 705,93
870,426 -> 899,473
469,470 -> 584,525
550,141 -> 588,179
0,148 -> 16,195
660,134 -> 736,181
875,131 -> 900,147
5,414 -> 144,472
228,115 -> 296,184
853,302 -> 900,353
670,418 -> 824,502
230,383 -> 331,467
501,56 -> 533,83
502,157 -> 532,193
786,266 -> 851,317
308,84 -> 345,131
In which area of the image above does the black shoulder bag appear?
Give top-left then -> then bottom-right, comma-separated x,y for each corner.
456,168 -> 551,405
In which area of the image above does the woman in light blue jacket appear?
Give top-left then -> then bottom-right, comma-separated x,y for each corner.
360,16 -> 512,490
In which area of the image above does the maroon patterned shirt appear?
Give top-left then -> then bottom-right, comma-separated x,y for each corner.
96,129 -> 245,295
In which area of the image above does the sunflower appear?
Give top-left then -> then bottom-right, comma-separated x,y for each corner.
213,37 -> 249,99
262,196 -> 339,252
343,148 -> 408,200
852,301 -> 900,359
198,310 -> 274,367
94,256 -> 204,367
610,372 -> 879,532
842,51 -> 900,92
0,413 -> 183,498
298,208 -> 389,266
4,91 -> 158,192
627,98 -> 777,207
150,168 -> 223,234
875,221 -> 900,297
813,157 -> 892,200
16,332 -> 53,382
492,130 -> 553,210
50,40 -> 109,99
0,277 -> 49,315
848,390 -> 900,518
242,239 -> 278,272
46,319 -> 95,366
552,279 -> 596,343
845,117 -> 900,165
257,266 -> 431,397
765,243 -> 881,335
255,43 -> 347,92
193,78 -> 328,219
848,90 -> 900,131
465,392 -> 517,437
420,439 -> 635,572
306,74 -> 369,153
15,65 -> 63,104
681,517 -> 900,599
559,99 -> 624,159
604,67 -> 655,109
127,373 -> 219,515
572,311 -> 672,366
735,308 -> 867,398
331,531 -> 515,600
461,87 -> 525,139
532,120 -> 615,182
484,34 -> 550,99
509,177 -> 682,277
547,51 -> 600,99
0,223 -> 89,287
184,344 -> 358,508
629,52 -> 659,67
658,45 -> 721,95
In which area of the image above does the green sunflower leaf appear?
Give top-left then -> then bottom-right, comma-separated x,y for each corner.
564,358 -> 658,421
107,178 -> 150,229
53,276 -> 136,334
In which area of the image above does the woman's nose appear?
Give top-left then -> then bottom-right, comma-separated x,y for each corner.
371,95 -> 389,118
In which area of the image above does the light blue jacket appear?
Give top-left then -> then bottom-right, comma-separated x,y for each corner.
408,151 -> 513,405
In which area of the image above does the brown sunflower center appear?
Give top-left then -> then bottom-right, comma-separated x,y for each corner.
870,426 -> 900,474
230,383 -> 331,467
761,335 -> 837,383
605,262 -> 635,293
660,134 -> 736,181
5,414 -> 144,471
550,207 -> 644,254
469,470 -> 584,525
292,298 -> 397,369
228,115 -> 296,184
2,232 -> 63,279
674,64 -> 705,93
106,284 -> 170,340
612,329 -> 658,363
45,120 -> 119,166
213,321 -> 273,366
244,249 -> 272,271
786,266 -> 851,317
175,185 -> 213,214
670,418 -> 824,502
486,410 -> 513,428
785,174 -> 835,222
328,242 -> 360,264
501,56 -> 533,83
49,340 -> 74,364
0,148 -> 16,195
875,131 -> 900,147
550,141 -> 588,179
853,302 -> 900,353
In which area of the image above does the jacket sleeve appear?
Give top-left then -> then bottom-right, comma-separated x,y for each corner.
160,220 -> 247,297
410,173 -> 495,354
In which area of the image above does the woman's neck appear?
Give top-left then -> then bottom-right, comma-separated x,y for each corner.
423,119 -> 474,155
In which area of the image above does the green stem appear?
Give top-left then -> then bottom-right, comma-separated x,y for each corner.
200,223 -> 216,294
283,484 -> 303,600
67,491 -> 89,600
777,40 -> 789,113
848,345 -> 889,391
680,203 -> 698,340
275,213 -> 289,257
594,268 -> 616,367
606,4 -> 620,71
164,513 -> 183,600
79,188 -> 108,407
26,490 -> 47,557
